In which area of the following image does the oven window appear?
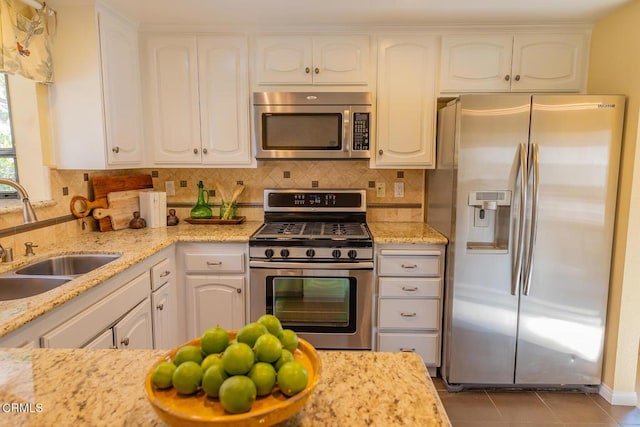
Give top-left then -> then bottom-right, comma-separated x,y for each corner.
267,276 -> 357,333
262,113 -> 342,150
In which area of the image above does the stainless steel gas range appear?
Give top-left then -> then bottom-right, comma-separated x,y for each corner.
249,189 -> 373,350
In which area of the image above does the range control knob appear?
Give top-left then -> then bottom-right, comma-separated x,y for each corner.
332,249 -> 342,259
347,250 -> 358,260
280,249 -> 290,259
264,248 -> 274,258
306,249 -> 316,258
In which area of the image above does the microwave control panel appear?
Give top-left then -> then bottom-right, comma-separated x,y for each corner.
352,113 -> 370,151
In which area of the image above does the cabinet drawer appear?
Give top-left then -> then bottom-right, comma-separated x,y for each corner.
41,272 -> 150,348
378,299 -> 440,330
377,252 -> 440,276
183,252 -> 245,273
379,277 -> 441,298
150,258 -> 174,291
378,332 -> 440,366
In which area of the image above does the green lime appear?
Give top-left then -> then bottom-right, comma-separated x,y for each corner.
237,322 -> 268,347
172,361 -> 203,395
278,329 -> 299,352
222,342 -> 255,375
202,364 -> 228,398
151,361 -> 176,389
248,362 -> 277,396
274,349 -> 294,372
257,314 -> 284,337
173,345 -> 203,366
277,361 -> 308,397
201,353 -> 223,373
253,333 -> 282,363
219,376 -> 257,414
201,326 -> 229,355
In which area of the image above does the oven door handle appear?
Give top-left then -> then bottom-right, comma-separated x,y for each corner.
249,260 -> 374,270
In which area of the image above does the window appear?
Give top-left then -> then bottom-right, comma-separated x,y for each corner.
0,73 -> 18,199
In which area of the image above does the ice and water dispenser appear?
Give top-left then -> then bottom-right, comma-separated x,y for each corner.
466,190 -> 511,252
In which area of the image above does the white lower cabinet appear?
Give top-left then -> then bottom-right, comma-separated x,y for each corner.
178,243 -> 248,340
0,247 -> 177,350
375,245 -> 445,374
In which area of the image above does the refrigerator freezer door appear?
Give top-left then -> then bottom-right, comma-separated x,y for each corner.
515,95 -> 624,384
446,94 -> 532,384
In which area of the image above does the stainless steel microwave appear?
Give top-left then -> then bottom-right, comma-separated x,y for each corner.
253,92 -> 372,160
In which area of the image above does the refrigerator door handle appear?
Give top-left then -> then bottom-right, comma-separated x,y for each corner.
523,143 -> 540,296
511,143 -> 528,296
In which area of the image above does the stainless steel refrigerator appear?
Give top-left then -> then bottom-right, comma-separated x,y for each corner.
427,94 -> 624,388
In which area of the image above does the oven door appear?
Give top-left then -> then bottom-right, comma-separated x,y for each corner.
250,261 -> 373,350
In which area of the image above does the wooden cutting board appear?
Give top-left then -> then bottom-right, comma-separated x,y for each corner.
92,175 -> 153,231
92,190 -> 151,230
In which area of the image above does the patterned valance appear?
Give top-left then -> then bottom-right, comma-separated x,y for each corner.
0,0 -> 55,83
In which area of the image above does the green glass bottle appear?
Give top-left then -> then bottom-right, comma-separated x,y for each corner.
190,180 -> 213,219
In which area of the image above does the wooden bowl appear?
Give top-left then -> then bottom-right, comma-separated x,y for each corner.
144,333 -> 321,426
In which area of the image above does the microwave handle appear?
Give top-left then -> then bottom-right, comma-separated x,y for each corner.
343,109 -> 351,153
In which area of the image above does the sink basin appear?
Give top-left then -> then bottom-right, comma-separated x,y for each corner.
0,276 -> 72,301
15,254 -> 121,276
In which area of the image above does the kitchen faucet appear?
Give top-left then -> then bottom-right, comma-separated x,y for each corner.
0,178 -> 38,223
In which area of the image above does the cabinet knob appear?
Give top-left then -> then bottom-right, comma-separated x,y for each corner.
305,67 -> 310,74
400,312 -> 417,318
160,270 -> 171,278
194,148 -> 199,154
236,288 -> 242,294
314,67 -> 319,74
203,148 -> 208,154
514,74 -> 521,81
120,337 -> 130,346
157,303 -> 164,311
112,146 -> 120,154
378,149 -> 384,156
504,74 -> 510,81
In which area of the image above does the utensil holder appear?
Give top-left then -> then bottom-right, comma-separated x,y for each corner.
220,201 -> 237,220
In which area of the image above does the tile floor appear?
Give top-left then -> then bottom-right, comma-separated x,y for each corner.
433,377 -> 640,426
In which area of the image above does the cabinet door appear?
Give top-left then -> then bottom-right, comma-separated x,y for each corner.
198,36 -> 252,166
255,36 -> 313,84
312,36 -> 370,85
143,34 -> 202,164
152,281 -> 180,349
97,8 -> 145,166
511,33 -> 587,92
375,36 -> 438,168
114,298 -> 154,349
440,34 -> 513,92
84,329 -> 114,349
185,276 -> 245,338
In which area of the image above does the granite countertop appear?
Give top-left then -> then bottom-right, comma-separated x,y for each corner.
0,221 -> 446,339
0,347 -> 451,426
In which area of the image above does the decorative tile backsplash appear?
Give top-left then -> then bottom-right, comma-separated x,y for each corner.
0,161 -> 427,252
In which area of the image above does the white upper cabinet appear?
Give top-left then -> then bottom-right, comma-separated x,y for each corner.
142,33 -> 253,167
255,35 -> 370,85
374,36 -> 438,169
49,3 -> 145,169
440,33 -> 588,93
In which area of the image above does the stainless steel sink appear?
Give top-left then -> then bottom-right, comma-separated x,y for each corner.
15,254 -> 121,276
0,276 -> 72,301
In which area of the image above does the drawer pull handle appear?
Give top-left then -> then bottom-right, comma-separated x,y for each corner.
160,270 -> 171,277
157,303 -> 164,311
401,264 -> 418,269
401,286 -> 418,292
120,337 -> 130,346
400,348 -> 416,352
206,261 -> 223,266
401,312 -> 417,317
